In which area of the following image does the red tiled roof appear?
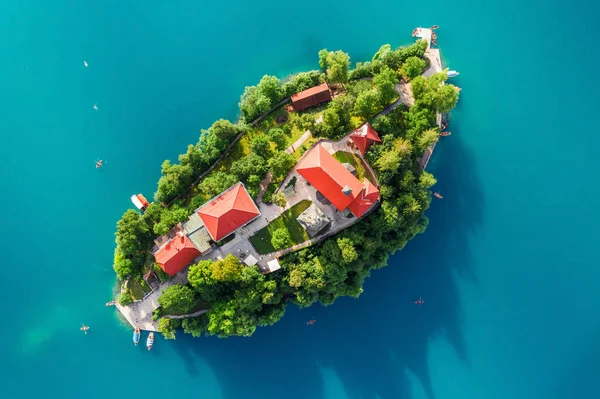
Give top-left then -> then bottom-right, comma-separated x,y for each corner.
291,83 -> 332,111
296,145 -> 364,211
347,179 -> 380,218
349,123 -> 382,154
197,183 -> 260,242
154,234 -> 200,276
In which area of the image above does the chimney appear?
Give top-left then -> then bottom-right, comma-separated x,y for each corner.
342,185 -> 353,196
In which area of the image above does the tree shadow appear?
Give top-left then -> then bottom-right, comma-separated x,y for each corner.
171,120 -> 483,399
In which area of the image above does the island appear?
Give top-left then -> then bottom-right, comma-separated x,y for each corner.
111,27 -> 460,339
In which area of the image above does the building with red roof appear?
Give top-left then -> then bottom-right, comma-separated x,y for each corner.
196,183 -> 261,242
348,123 -> 382,155
291,83 -> 332,111
153,232 -> 200,276
296,144 -> 379,217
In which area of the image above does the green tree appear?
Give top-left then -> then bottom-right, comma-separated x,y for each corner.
257,75 -> 282,105
114,209 -> 153,278
434,84 -> 460,114
118,291 -> 133,306
318,49 -> 329,71
337,237 -> 358,264
350,80 -> 373,97
158,318 -> 180,340
182,315 -> 208,337
418,171 -> 437,189
268,128 -> 287,150
400,56 -> 427,80
353,90 -> 380,118
373,66 -> 399,106
239,86 -> 271,122
188,260 -> 221,302
318,49 -> 351,86
417,128 -> 439,152
231,153 -> 268,181
250,135 -> 272,158
271,228 -> 292,250
288,268 -> 306,288
211,254 -> 243,283
198,171 -> 238,198
158,284 -> 197,315
268,151 -> 296,178
273,192 -> 287,208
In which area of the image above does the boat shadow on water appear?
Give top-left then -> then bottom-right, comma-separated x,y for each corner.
171,123 -> 484,399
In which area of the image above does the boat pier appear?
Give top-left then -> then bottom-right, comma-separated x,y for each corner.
414,27 -> 447,170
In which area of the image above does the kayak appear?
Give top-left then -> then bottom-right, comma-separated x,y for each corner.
146,332 -> 154,350
133,328 -> 140,346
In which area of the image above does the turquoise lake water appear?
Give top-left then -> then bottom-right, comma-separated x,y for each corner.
1,0 -> 599,398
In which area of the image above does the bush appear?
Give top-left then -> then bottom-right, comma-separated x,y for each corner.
118,292 -> 133,306
273,193 -> 287,207
154,263 -> 170,283
271,228 -> 292,250
262,183 -> 277,203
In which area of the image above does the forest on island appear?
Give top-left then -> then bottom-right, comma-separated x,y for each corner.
111,39 -> 460,338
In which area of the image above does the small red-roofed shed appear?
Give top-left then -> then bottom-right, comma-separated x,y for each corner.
196,183 -> 261,242
291,83 -> 332,111
349,123 -> 382,155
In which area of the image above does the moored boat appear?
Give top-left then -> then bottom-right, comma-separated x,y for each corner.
447,70 -> 460,78
431,32 -> 437,40
440,131 -> 452,137
133,328 -> 140,345
146,332 -> 154,350
430,25 -> 439,30
105,301 -> 116,306
412,28 -> 419,37
431,38 -> 438,46
433,192 -> 443,199
131,194 -> 151,213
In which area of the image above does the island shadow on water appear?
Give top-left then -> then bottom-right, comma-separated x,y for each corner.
171,127 -> 483,399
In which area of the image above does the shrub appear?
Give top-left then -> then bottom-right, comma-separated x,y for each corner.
118,292 -> 133,306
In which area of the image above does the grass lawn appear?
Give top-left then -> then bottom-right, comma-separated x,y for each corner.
293,136 -> 317,159
250,199 -> 312,254
138,277 -> 152,293
333,151 -> 367,180
127,278 -> 146,301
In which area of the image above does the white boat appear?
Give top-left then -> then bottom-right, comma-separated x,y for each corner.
84,61 -> 88,67
146,332 -> 154,350
447,70 -> 460,78
131,194 -> 150,212
93,104 -> 98,110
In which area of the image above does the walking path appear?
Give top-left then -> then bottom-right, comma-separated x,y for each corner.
285,130 -> 311,154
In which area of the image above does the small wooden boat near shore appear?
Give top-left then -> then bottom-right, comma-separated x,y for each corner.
430,25 -> 439,30
412,28 -> 419,37
133,328 -> 140,346
105,301 -> 116,306
146,332 -> 154,350
440,131 -> 452,137
431,38 -> 438,46
434,192 -> 443,199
